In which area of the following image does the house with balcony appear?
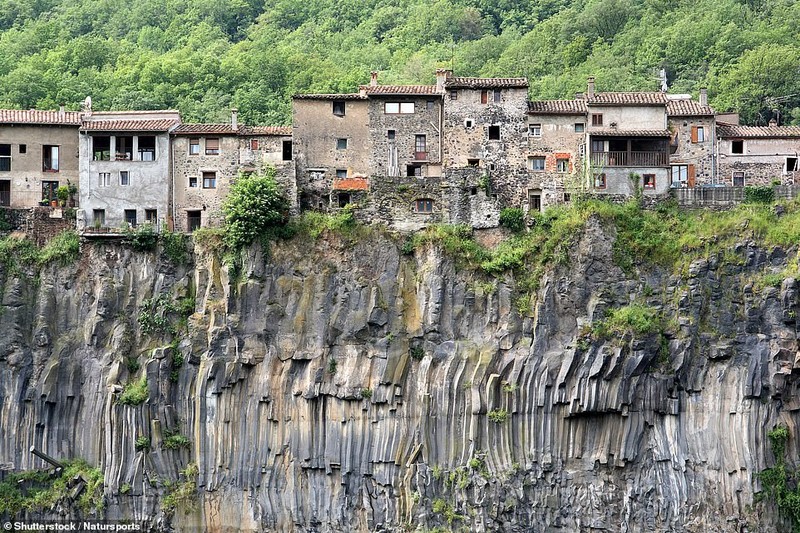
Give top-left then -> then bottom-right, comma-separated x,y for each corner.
0,108 -> 82,208
78,110 -> 180,234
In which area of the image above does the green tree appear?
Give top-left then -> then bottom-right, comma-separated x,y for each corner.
222,166 -> 289,250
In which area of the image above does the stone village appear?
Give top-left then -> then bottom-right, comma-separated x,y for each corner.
1,69 -> 799,235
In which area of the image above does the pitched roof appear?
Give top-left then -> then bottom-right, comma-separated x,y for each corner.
444,77 -> 528,89
293,93 -> 366,100
0,109 -> 82,125
716,122 -> 800,139
587,92 -> 667,106
360,85 -> 439,96
590,129 -> 671,137
666,99 -> 714,116
528,100 -> 587,115
244,126 -> 291,136
80,119 -> 179,132
171,124 -> 291,136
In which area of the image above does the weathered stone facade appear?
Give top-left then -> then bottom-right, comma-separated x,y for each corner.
717,123 -> 800,186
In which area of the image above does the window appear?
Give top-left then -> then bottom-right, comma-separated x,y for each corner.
384,102 -> 414,114
205,138 -> 220,156
337,138 -> 348,150
488,125 -> 500,140
202,171 -> 216,189
574,123 -> 585,133
563,192 -> 571,202
0,144 -> 11,171
529,190 -> 542,212
691,126 -> 705,143
93,209 -> 106,226
99,172 -> 111,187
120,171 -> 130,186
336,169 -> 347,179
415,199 -> 433,213
249,139 -> 259,150
138,136 -> 156,161
19,144 -> 26,154
189,138 -> 200,155
591,113 -> 603,126
643,174 -> 656,189
187,210 -> 201,232
733,171 -> 745,187
556,158 -> 569,173
189,177 -> 198,188
116,136 -> 133,160
481,90 -> 488,104
528,156 -> 545,171
464,119 -> 473,128
42,180 -> 59,201
467,159 -> 480,167
333,101 -> 345,116
594,173 -> 606,189
93,136 -> 111,161
450,90 -> 458,100
415,135 -> 427,159
282,140 -> 292,161
731,140 -> 744,154
493,89 -> 502,102
145,209 -> 157,224
124,209 -> 137,227
787,157 -> 799,173
671,165 -> 688,187
407,164 -> 422,177
0,180 -> 9,206
387,130 -> 396,140
338,192 -> 351,208
426,100 -> 434,110
529,124 -> 542,137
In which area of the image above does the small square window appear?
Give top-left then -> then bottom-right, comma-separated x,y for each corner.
488,125 -> 500,140
643,174 -> 656,189
733,171 -> 745,187
19,144 -> 26,154
528,156 -> 545,171
467,159 -> 480,167
529,124 -> 542,137
338,192 -> 351,208
249,139 -> 259,150
426,100 -> 434,110
415,199 -> 433,213
574,123 -> 585,133
594,173 -> 606,189
407,164 -> 422,177
145,209 -> 157,224
787,157 -> 799,173
189,177 -> 198,188
556,158 -> 569,173
99,172 -> 110,187
333,101 -> 345,116
124,209 -> 137,227
450,90 -> 458,100
493,89 -> 501,102
731,140 -> 743,154
464,119 -> 473,128
591,113 -> 603,126
563,192 -> 571,202
189,138 -> 200,155
336,169 -> 347,179
202,172 -> 216,189
387,130 -> 396,140
120,171 -> 129,186
336,138 -> 348,150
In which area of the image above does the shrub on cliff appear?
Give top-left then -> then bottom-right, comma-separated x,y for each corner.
222,166 -> 289,250
499,207 -> 525,232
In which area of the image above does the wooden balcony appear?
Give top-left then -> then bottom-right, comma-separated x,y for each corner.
590,151 -> 668,167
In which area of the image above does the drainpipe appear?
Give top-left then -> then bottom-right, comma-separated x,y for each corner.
171,135 -> 176,232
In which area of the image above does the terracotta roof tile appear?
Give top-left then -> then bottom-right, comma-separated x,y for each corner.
590,129 -> 671,137
0,109 -> 82,125
666,99 -> 714,116
244,126 -> 291,136
333,177 -> 369,191
173,124 -> 291,136
293,93 -> 367,100
361,85 -> 439,96
80,119 -> 179,132
717,122 -> 800,138
587,92 -> 667,105
528,100 -> 587,115
444,77 -> 528,89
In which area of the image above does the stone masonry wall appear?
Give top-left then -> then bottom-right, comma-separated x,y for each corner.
668,116 -> 715,185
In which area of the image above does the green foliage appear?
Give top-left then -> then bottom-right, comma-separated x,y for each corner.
0,459 -> 104,516
359,388 -> 373,399
161,230 -> 189,264
327,358 -> 338,375
118,375 -> 148,406
409,346 -> 425,360
290,210 -> 358,240
138,294 -> 191,336
56,185 -> 70,204
162,463 -> 198,514
120,483 -> 131,495
744,186 -> 775,204
499,207 -> 525,232
123,223 -> 159,251
0,209 -> 13,232
487,409 -> 509,423
222,166 -> 289,250
757,425 -> 800,528
0,231 -> 80,274
135,435 -> 150,451
431,498 -> 465,525
163,432 -> 191,450
594,303 -> 662,339
38,230 -> 80,266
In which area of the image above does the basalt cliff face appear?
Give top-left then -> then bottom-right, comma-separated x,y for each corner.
1,220 -> 799,532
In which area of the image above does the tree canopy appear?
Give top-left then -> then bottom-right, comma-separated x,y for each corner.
0,0 -> 798,125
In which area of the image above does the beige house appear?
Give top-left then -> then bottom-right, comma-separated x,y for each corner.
0,109 -> 82,208
172,115 -> 292,232
716,120 -> 800,187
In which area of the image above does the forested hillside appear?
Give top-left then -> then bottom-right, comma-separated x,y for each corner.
0,0 -> 797,126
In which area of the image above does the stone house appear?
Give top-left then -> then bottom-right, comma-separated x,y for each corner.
666,91 -> 716,187
78,110 -> 180,233
0,109 -> 82,208
716,120 -> 800,186
171,112 -> 292,232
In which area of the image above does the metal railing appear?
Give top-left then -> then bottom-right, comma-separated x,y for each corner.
674,185 -> 800,206
590,151 -> 668,167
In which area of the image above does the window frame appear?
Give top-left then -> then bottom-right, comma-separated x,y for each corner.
138,136 -> 156,161
0,144 -> 11,172
488,125 -> 501,141
92,136 -> 111,161
493,89 -> 502,102
120,170 -> 130,186
414,134 -> 427,156
124,209 -> 137,227
591,113 -> 603,127
336,138 -> 348,150
116,135 -> 133,161
202,171 -> 217,189
732,171 -> 745,187
415,198 -> 433,213
556,158 -> 569,173
332,101 -> 346,116
145,209 -> 157,224
335,169 -> 347,179
99,172 -> 111,187
594,173 -> 607,189
574,123 -> 585,133
643,174 -> 656,189
188,176 -> 198,188
731,140 -> 744,154
282,140 -> 292,161
42,145 -> 59,172
189,138 -> 201,155
384,102 -> 414,114
42,180 -> 59,201
528,156 -> 546,172
449,90 -> 458,100
529,124 -> 542,137
205,138 -> 220,156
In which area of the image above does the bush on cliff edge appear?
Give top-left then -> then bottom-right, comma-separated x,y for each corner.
221,166 -> 289,250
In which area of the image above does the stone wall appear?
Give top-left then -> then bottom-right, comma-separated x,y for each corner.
668,116 -> 715,185
0,206 -> 76,245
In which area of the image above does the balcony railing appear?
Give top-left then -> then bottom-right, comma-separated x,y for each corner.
590,151 -> 667,167
414,151 -> 428,161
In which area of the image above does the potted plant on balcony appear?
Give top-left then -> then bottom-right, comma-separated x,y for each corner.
56,185 -> 70,207
39,197 -> 49,206
67,182 -> 78,207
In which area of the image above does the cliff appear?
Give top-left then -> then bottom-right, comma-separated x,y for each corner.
0,216 -> 798,532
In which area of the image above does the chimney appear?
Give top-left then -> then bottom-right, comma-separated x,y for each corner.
231,108 -> 238,131
58,104 -> 65,116
699,88 -> 708,107
587,77 -> 595,98
436,68 -> 452,92
769,117 -> 778,127
370,71 -> 379,87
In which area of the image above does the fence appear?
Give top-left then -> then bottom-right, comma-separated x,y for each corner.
673,185 -> 800,207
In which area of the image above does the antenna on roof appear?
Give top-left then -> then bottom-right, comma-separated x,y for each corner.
658,69 -> 668,93
83,96 -> 92,112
